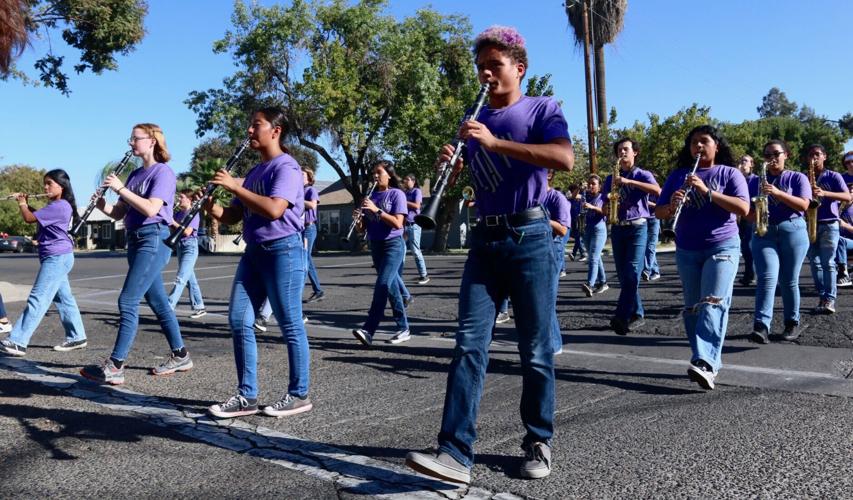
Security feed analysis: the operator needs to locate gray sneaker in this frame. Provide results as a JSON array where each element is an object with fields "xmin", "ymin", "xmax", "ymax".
[
  {"xmin": 262, "ymin": 394, "xmax": 313, "ymax": 417},
  {"xmin": 189, "ymin": 308, "xmax": 207, "ymax": 319},
  {"xmin": 0, "ymin": 338, "xmax": 26, "ymax": 357},
  {"xmin": 520, "ymin": 442, "xmax": 552, "ymax": 479},
  {"xmin": 581, "ymin": 283, "xmax": 593, "ymax": 297},
  {"xmin": 387, "ymin": 329, "xmax": 411, "ymax": 344},
  {"xmin": 253, "ymin": 318, "xmax": 268, "ymax": 332},
  {"xmin": 593, "ymin": 283, "xmax": 609, "ymax": 294},
  {"xmin": 208, "ymin": 395, "xmax": 258, "ymax": 419},
  {"xmin": 151, "ymin": 353, "xmax": 193, "ymax": 376},
  {"xmin": 406, "ymin": 450, "xmax": 471, "ymax": 484},
  {"xmin": 54, "ymin": 339, "xmax": 88, "ymax": 352},
  {"xmin": 495, "ymin": 312, "xmax": 511, "ymax": 324},
  {"xmin": 80, "ymin": 358, "xmax": 125, "ymax": 385}
]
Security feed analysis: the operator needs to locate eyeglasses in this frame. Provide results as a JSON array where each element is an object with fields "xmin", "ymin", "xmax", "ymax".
[
  {"xmin": 763, "ymin": 151, "xmax": 785, "ymax": 159},
  {"xmin": 128, "ymin": 136, "xmax": 151, "ymax": 144}
]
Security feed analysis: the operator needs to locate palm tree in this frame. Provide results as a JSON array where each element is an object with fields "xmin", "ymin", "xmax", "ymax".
[{"xmin": 565, "ymin": 0, "xmax": 627, "ymax": 126}]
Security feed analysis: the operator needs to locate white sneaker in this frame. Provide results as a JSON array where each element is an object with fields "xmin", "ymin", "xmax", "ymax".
[
  {"xmin": 495, "ymin": 312, "xmax": 511, "ymax": 324},
  {"xmin": 253, "ymin": 318, "xmax": 268, "ymax": 332},
  {"xmin": 387, "ymin": 329, "xmax": 411, "ymax": 344},
  {"xmin": 53, "ymin": 339, "xmax": 88, "ymax": 352},
  {"xmin": 189, "ymin": 309, "xmax": 207, "ymax": 319},
  {"xmin": 0, "ymin": 321, "xmax": 11, "ymax": 334}
]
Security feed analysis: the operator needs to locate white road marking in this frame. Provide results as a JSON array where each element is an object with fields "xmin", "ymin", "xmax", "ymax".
[
  {"xmin": 0, "ymin": 356, "xmax": 511, "ymax": 500},
  {"xmin": 72, "ymin": 264, "xmax": 238, "ymax": 282}
]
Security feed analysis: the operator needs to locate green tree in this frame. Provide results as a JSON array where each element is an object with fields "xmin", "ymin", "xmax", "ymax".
[
  {"xmin": 4, "ymin": 0, "xmax": 147, "ymax": 95},
  {"xmin": 757, "ymin": 87, "xmax": 798, "ymax": 118},
  {"xmin": 0, "ymin": 164, "xmax": 48, "ymax": 236},
  {"xmin": 186, "ymin": 0, "xmax": 479, "ymax": 251}
]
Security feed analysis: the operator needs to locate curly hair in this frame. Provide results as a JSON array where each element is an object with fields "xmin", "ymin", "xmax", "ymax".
[
  {"xmin": 473, "ymin": 25, "xmax": 528, "ymax": 69},
  {"xmin": 676, "ymin": 125, "xmax": 735, "ymax": 167}
]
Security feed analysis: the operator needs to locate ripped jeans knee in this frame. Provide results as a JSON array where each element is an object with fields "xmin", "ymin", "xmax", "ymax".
[{"xmin": 683, "ymin": 295, "xmax": 726, "ymax": 316}]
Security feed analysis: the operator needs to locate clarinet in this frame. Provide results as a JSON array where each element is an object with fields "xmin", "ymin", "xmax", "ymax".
[
  {"xmin": 341, "ymin": 181, "xmax": 377, "ymax": 243},
  {"xmin": 165, "ymin": 137, "xmax": 252, "ymax": 248},
  {"xmin": 667, "ymin": 153, "xmax": 702, "ymax": 236},
  {"xmin": 415, "ymin": 83, "xmax": 490, "ymax": 229},
  {"xmin": 70, "ymin": 150, "xmax": 134, "ymax": 237}
]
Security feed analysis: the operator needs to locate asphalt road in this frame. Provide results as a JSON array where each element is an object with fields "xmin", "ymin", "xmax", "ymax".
[{"xmin": 0, "ymin": 248, "xmax": 851, "ymax": 499}]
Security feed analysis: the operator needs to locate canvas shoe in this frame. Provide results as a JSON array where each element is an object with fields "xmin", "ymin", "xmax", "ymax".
[
  {"xmin": 687, "ymin": 359, "xmax": 716, "ymax": 390},
  {"xmin": 306, "ymin": 291, "xmax": 325, "ymax": 303},
  {"xmin": 593, "ymin": 283, "xmax": 609, "ymax": 294},
  {"xmin": 580, "ymin": 283, "xmax": 593, "ymax": 297},
  {"xmin": 262, "ymin": 394, "xmax": 313, "ymax": 417},
  {"xmin": 189, "ymin": 308, "xmax": 207, "ymax": 319},
  {"xmin": 649, "ymin": 272, "xmax": 661, "ymax": 281},
  {"xmin": 151, "ymin": 353, "xmax": 193, "ymax": 376},
  {"xmin": 823, "ymin": 299, "xmax": 836, "ymax": 314},
  {"xmin": 253, "ymin": 318, "xmax": 268, "ymax": 332},
  {"xmin": 641, "ymin": 271, "xmax": 650, "ymax": 281},
  {"xmin": 417, "ymin": 275, "xmax": 430, "ymax": 285},
  {"xmin": 53, "ymin": 339, "xmax": 88, "ymax": 352},
  {"xmin": 387, "ymin": 329, "xmax": 411, "ymax": 344},
  {"xmin": 0, "ymin": 338, "xmax": 26, "ymax": 357},
  {"xmin": 352, "ymin": 328, "xmax": 373, "ymax": 346},
  {"xmin": 750, "ymin": 323, "xmax": 770, "ymax": 344},
  {"xmin": 208, "ymin": 395, "xmax": 258, "ymax": 419},
  {"xmin": 781, "ymin": 321, "xmax": 801, "ymax": 342},
  {"xmin": 520, "ymin": 442, "xmax": 552, "ymax": 479},
  {"xmin": 80, "ymin": 358, "xmax": 125, "ymax": 385},
  {"xmin": 0, "ymin": 321, "xmax": 11, "ymax": 334},
  {"xmin": 406, "ymin": 450, "xmax": 471, "ymax": 484},
  {"xmin": 495, "ymin": 312, "xmax": 511, "ymax": 324},
  {"xmin": 403, "ymin": 295, "xmax": 414, "ymax": 308}
]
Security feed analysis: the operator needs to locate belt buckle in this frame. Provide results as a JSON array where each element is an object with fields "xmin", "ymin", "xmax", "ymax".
[{"xmin": 485, "ymin": 215, "xmax": 501, "ymax": 227}]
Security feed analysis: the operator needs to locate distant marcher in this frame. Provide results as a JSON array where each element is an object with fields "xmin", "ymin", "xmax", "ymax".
[
  {"xmin": 568, "ymin": 184, "xmax": 588, "ymax": 261},
  {"xmin": 543, "ymin": 170, "xmax": 570, "ymax": 354},
  {"xmin": 747, "ymin": 140, "xmax": 811, "ymax": 344},
  {"xmin": 80, "ymin": 123, "xmax": 192, "ymax": 385},
  {"xmin": 655, "ymin": 125, "xmax": 749, "ymax": 390},
  {"xmin": 642, "ymin": 193, "xmax": 661, "ymax": 281},
  {"xmin": 303, "ymin": 167, "xmax": 325, "ymax": 303},
  {"xmin": 580, "ymin": 174, "xmax": 607, "ymax": 297},
  {"xmin": 834, "ymin": 151, "xmax": 853, "ymax": 287},
  {"xmin": 0, "ymin": 170, "xmax": 87, "ymax": 356},
  {"xmin": 167, "ymin": 189, "xmax": 207, "ymax": 318},
  {"xmin": 403, "ymin": 174, "xmax": 430, "ymax": 284},
  {"xmin": 804, "ymin": 144, "xmax": 851, "ymax": 314},
  {"xmin": 737, "ymin": 155, "xmax": 758, "ymax": 286}
]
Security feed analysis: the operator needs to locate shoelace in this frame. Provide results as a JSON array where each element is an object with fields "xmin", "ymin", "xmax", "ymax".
[
  {"xmin": 270, "ymin": 394, "xmax": 294, "ymax": 410},
  {"xmin": 525, "ymin": 444, "xmax": 550, "ymax": 466},
  {"xmin": 221, "ymin": 395, "xmax": 247, "ymax": 411}
]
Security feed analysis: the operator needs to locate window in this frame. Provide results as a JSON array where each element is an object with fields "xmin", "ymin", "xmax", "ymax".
[
  {"xmin": 103, "ymin": 223, "xmax": 112, "ymax": 239},
  {"xmin": 319, "ymin": 210, "xmax": 341, "ymax": 235}
]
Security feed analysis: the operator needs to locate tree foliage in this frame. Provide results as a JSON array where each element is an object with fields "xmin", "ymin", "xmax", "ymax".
[
  {"xmin": 4, "ymin": 0, "xmax": 147, "ymax": 95},
  {"xmin": 756, "ymin": 87, "xmax": 798, "ymax": 118},
  {"xmin": 0, "ymin": 164, "xmax": 48, "ymax": 236}
]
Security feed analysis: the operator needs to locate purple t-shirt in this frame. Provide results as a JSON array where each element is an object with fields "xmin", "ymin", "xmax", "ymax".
[
  {"xmin": 365, "ymin": 188, "xmax": 407, "ymax": 241},
  {"xmin": 841, "ymin": 173, "xmax": 853, "ymax": 237},
  {"xmin": 542, "ymin": 189, "xmax": 570, "ymax": 234},
  {"xmin": 173, "ymin": 209, "xmax": 199, "ymax": 241},
  {"xmin": 404, "ymin": 187, "xmax": 423, "ymax": 224},
  {"xmin": 122, "ymin": 163, "xmax": 176, "ymax": 231},
  {"xmin": 646, "ymin": 193, "xmax": 659, "ymax": 220},
  {"xmin": 584, "ymin": 192, "xmax": 605, "ymax": 227},
  {"xmin": 232, "ymin": 153, "xmax": 304, "ymax": 244},
  {"xmin": 814, "ymin": 169, "xmax": 847, "ymax": 221},
  {"xmin": 602, "ymin": 166, "xmax": 658, "ymax": 221},
  {"xmin": 466, "ymin": 96, "xmax": 571, "ymax": 216},
  {"xmin": 34, "ymin": 199, "xmax": 73, "ymax": 259},
  {"xmin": 304, "ymin": 186, "xmax": 318, "ymax": 225},
  {"xmin": 659, "ymin": 164, "xmax": 748, "ymax": 251},
  {"xmin": 748, "ymin": 170, "xmax": 811, "ymax": 224}
]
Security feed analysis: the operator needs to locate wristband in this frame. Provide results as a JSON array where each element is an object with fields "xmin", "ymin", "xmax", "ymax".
[
  {"xmin": 376, "ymin": 209, "xmax": 384, "ymax": 217},
  {"xmin": 117, "ymin": 186, "xmax": 127, "ymax": 194}
]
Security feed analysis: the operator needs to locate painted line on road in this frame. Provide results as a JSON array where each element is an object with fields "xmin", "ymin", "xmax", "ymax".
[
  {"xmin": 71, "ymin": 264, "xmax": 238, "ymax": 282},
  {"xmin": 0, "ymin": 356, "xmax": 511, "ymax": 500}
]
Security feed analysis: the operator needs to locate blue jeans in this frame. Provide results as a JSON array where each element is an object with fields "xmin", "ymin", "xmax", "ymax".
[
  {"xmin": 404, "ymin": 223, "xmax": 428, "ymax": 278},
  {"xmin": 583, "ymin": 220, "xmax": 607, "ymax": 287},
  {"xmin": 229, "ymin": 234, "xmax": 308, "ymax": 399},
  {"xmin": 751, "ymin": 218, "xmax": 809, "ymax": 330},
  {"xmin": 837, "ymin": 235, "xmax": 853, "ymax": 270},
  {"xmin": 10, "ymin": 252, "xmax": 86, "ymax": 347},
  {"xmin": 739, "ymin": 221, "xmax": 755, "ymax": 282},
  {"xmin": 168, "ymin": 238, "xmax": 205, "ymax": 310},
  {"xmin": 550, "ymin": 239, "xmax": 564, "ymax": 351},
  {"xmin": 571, "ymin": 223, "xmax": 587, "ymax": 258},
  {"xmin": 808, "ymin": 222, "xmax": 840, "ymax": 301},
  {"xmin": 0, "ymin": 293, "xmax": 6, "ymax": 318},
  {"xmin": 611, "ymin": 222, "xmax": 648, "ymax": 321},
  {"xmin": 438, "ymin": 217, "xmax": 555, "ymax": 468},
  {"xmin": 112, "ymin": 224, "xmax": 184, "ymax": 361},
  {"xmin": 303, "ymin": 223, "xmax": 323, "ymax": 294},
  {"xmin": 643, "ymin": 217, "xmax": 660, "ymax": 275},
  {"xmin": 675, "ymin": 236, "xmax": 740, "ymax": 373},
  {"xmin": 559, "ymin": 232, "xmax": 569, "ymax": 273},
  {"xmin": 365, "ymin": 237, "xmax": 409, "ymax": 333}
]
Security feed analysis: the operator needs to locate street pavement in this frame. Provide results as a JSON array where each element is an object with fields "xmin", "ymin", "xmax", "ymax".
[{"xmin": 0, "ymin": 248, "xmax": 851, "ymax": 499}]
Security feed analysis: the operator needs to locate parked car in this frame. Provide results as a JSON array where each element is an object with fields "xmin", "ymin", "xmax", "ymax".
[{"xmin": 0, "ymin": 236, "xmax": 36, "ymax": 253}]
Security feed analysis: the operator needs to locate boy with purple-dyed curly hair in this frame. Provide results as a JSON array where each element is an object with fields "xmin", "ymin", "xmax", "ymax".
[{"xmin": 406, "ymin": 25, "xmax": 574, "ymax": 484}]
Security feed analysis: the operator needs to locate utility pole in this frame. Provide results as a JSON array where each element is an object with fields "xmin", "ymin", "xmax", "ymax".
[{"xmin": 581, "ymin": 0, "xmax": 598, "ymax": 173}]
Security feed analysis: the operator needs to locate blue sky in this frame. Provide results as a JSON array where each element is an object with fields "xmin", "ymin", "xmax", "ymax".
[{"xmin": 2, "ymin": 0, "xmax": 852, "ymax": 199}]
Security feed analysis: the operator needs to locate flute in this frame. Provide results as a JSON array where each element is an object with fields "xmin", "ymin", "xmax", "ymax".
[{"xmin": 1, "ymin": 193, "xmax": 50, "ymax": 201}]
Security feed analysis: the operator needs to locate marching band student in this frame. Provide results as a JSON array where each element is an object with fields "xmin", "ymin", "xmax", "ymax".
[
  {"xmin": 302, "ymin": 167, "xmax": 325, "ymax": 303},
  {"xmin": 836, "ymin": 151, "xmax": 853, "ymax": 287},
  {"xmin": 642, "ymin": 193, "xmax": 661, "ymax": 281},
  {"xmin": 406, "ymin": 25, "xmax": 574, "ymax": 484},
  {"xmin": 602, "ymin": 138, "xmax": 660, "ymax": 335},
  {"xmin": 737, "ymin": 155, "xmax": 758, "ymax": 286},
  {"xmin": 804, "ymin": 144, "xmax": 851, "ymax": 314},
  {"xmin": 351, "ymin": 160, "xmax": 411, "ymax": 346},
  {"xmin": 167, "ymin": 189, "xmax": 207, "ymax": 318},
  {"xmin": 747, "ymin": 140, "xmax": 811, "ymax": 343},
  {"xmin": 204, "ymin": 107, "xmax": 312, "ymax": 419},
  {"xmin": 403, "ymin": 173, "xmax": 430, "ymax": 284},
  {"xmin": 543, "ymin": 170, "xmax": 570, "ymax": 354},
  {"xmin": 581, "ymin": 174, "xmax": 608, "ymax": 297},
  {"xmin": 0, "ymin": 170, "xmax": 87, "ymax": 356},
  {"xmin": 568, "ymin": 184, "xmax": 588, "ymax": 261},
  {"xmin": 656, "ymin": 125, "xmax": 748, "ymax": 391},
  {"xmin": 80, "ymin": 124, "xmax": 192, "ymax": 384}
]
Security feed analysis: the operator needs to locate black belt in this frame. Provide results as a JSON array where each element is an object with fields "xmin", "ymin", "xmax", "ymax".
[
  {"xmin": 481, "ymin": 206, "xmax": 547, "ymax": 228},
  {"xmin": 818, "ymin": 220, "xmax": 839, "ymax": 225},
  {"xmin": 614, "ymin": 219, "xmax": 647, "ymax": 227}
]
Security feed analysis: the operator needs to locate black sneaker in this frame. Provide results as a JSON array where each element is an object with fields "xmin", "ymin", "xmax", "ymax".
[
  {"xmin": 781, "ymin": 321, "xmax": 800, "ymax": 342},
  {"xmin": 403, "ymin": 295, "xmax": 414, "ymax": 307},
  {"xmin": 305, "ymin": 291, "xmax": 325, "ymax": 303},
  {"xmin": 53, "ymin": 339, "xmax": 88, "ymax": 352},
  {"xmin": 580, "ymin": 283, "xmax": 593, "ymax": 297},
  {"xmin": 687, "ymin": 359, "xmax": 716, "ymax": 390},
  {"xmin": 627, "ymin": 315, "xmax": 645, "ymax": 331},
  {"xmin": 417, "ymin": 275, "xmax": 430, "ymax": 285},
  {"xmin": 189, "ymin": 308, "xmax": 207, "ymax": 319},
  {"xmin": 0, "ymin": 338, "xmax": 26, "ymax": 357},
  {"xmin": 641, "ymin": 271, "xmax": 650, "ymax": 281},
  {"xmin": 823, "ymin": 299, "xmax": 836, "ymax": 314},
  {"xmin": 750, "ymin": 323, "xmax": 770, "ymax": 344},
  {"xmin": 262, "ymin": 394, "xmax": 313, "ymax": 417},
  {"xmin": 253, "ymin": 318, "xmax": 268, "ymax": 332},
  {"xmin": 609, "ymin": 317, "xmax": 628, "ymax": 336},
  {"xmin": 352, "ymin": 328, "xmax": 373, "ymax": 346},
  {"xmin": 208, "ymin": 395, "xmax": 258, "ymax": 419}
]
